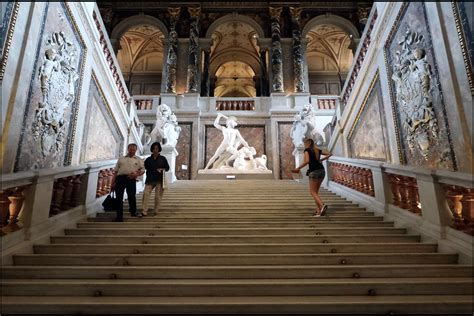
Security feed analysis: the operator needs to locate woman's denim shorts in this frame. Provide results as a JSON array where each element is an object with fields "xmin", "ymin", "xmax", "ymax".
[{"xmin": 308, "ymin": 169, "xmax": 325, "ymax": 180}]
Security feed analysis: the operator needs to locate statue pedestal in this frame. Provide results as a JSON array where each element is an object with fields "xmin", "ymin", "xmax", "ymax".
[
  {"xmin": 160, "ymin": 93, "xmax": 177, "ymax": 109},
  {"xmin": 197, "ymin": 168, "xmax": 273, "ymax": 180},
  {"xmin": 161, "ymin": 144, "xmax": 178, "ymax": 183},
  {"xmin": 291, "ymin": 92, "xmax": 311, "ymax": 110},
  {"xmin": 293, "ymin": 145, "xmax": 308, "ymax": 183}
]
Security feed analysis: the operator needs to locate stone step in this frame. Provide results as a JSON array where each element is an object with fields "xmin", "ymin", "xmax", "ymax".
[
  {"xmin": 2, "ymin": 295, "xmax": 472, "ymax": 314},
  {"xmin": 73, "ymin": 225, "xmax": 407, "ymax": 235},
  {"xmin": 94, "ymin": 211, "xmax": 375, "ymax": 218},
  {"xmin": 122, "ymin": 205, "xmax": 358, "ymax": 211},
  {"xmin": 33, "ymin": 243, "xmax": 438, "ymax": 254},
  {"xmin": 3, "ymin": 278, "xmax": 472, "ymax": 297},
  {"xmin": 51, "ymin": 234, "xmax": 421, "ymax": 244},
  {"xmin": 3, "ymin": 264, "xmax": 471, "ymax": 279},
  {"xmin": 86, "ymin": 219, "xmax": 395, "ymax": 227},
  {"xmin": 93, "ymin": 215, "xmax": 385, "ymax": 222},
  {"xmin": 13, "ymin": 253, "xmax": 458, "ymax": 266}
]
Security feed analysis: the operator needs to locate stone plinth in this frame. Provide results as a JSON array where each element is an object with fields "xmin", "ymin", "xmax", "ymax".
[
  {"xmin": 197, "ymin": 168, "xmax": 273, "ymax": 180},
  {"xmin": 161, "ymin": 145, "xmax": 178, "ymax": 183}
]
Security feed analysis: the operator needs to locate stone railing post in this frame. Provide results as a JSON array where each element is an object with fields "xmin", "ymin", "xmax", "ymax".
[{"xmin": 417, "ymin": 172, "xmax": 452, "ymax": 227}]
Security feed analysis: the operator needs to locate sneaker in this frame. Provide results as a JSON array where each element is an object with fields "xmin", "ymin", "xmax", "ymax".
[
  {"xmin": 312, "ymin": 213, "xmax": 321, "ymax": 217},
  {"xmin": 320, "ymin": 205, "xmax": 328, "ymax": 216},
  {"xmin": 130, "ymin": 212, "xmax": 142, "ymax": 218},
  {"xmin": 141, "ymin": 210, "xmax": 148, "ymax": 216}
]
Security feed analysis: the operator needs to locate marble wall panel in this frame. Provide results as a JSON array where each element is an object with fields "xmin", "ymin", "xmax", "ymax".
[
  {"xmin": 349, "ymin": 77, "xmax": 389, "ymax": 161},
  {"xmin": 15, "ymin": 2, "xmax": 86, "ymax": 171},
  {"xmin": 385, "ymin": 2, "xmax": 456, "ymax": 170},
  {"xmin": 204, "ymin": 125, "xmax": 266, "ymax": 168},
  {"xmin": 81, "ymin": 77, "xmax": 122, "ymax": 162},
  {"xmin": 175, "ymin": 122, "xmax": 192, "ymax": 180},
  {"xmin": 278, "ymin": 122, "xmax": 295, "ymax": 179}
]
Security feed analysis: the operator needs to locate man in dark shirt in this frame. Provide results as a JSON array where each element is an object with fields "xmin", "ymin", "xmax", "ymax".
[{"xmin": 141, "ymin": 142, "xmax": 170, "ymax": 216}]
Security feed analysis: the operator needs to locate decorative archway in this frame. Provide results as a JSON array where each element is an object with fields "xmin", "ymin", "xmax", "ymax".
[
  {"xmin": 111, "ymin": 15, "xmax": 168, "ymax": 41},
  {"xmin": 302, "ymin": 14, "xmax": 359, "ymax": 40},
  {"xmin": 205, "ymin": 13, "xmax": 265, "ymax": 39}
]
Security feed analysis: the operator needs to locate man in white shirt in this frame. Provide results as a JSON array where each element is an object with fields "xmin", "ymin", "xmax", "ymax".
[{"xmin": 111, "ymin": 143, "xmax": 144, "ymax": 222}]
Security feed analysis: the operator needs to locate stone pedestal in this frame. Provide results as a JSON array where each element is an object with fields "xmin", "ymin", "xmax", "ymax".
[
  {"xmin": 270, "ymin": 92, "xmax": 288, "ymax": 111},
  {"xmin": 160, "ymin": 93, "xmax": 178, "ymax": 109},
  {"xmin": 161, "ymin": 144, "xmax": 178, "ymax": 183},
  {"xmin": 181, "ymin": 93, "xmax": 200, "ymax": 109},
  {"xmin": 197, "ymin": 168, "xmax": 273, "ymax": 180},
  {"xmin": 293, "ymin": 145, "xmax": 308, "ymax": 182},
  {"xmin": 291, "ymin": 92, "xmax": 311, "ymax": 110}
]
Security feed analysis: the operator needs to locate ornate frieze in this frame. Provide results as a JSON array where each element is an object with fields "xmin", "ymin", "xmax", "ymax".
[
  {"xmin": 290, "ymin": 7, "xmax": 305, "ymax": 93},
  {"xmin": 385, "ymin": 2, "xmax": 456, "ymax": 170},
  {"xmin": 186, "ymin": 7, "xmax": 201, "ymax": 93},
  {"xmin": 452, "ymin": 1, "xmax": 473, "ymax": 93},
  {"xmin": 0, "ymin": 1, "xmax": 20, "ymax": 81},
  {"xmin": 165, "ymin": 7, "xmax": 180, "ymax": 93},
  {"xmin": 269, "ymin": 7, "xmax": 284, "ymax": 93}
]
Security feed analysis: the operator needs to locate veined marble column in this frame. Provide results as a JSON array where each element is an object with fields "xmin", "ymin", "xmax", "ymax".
[
  {"xmin": 290, "ymin": 7, "xmax": 305, "ymax": 93},
  {"xmin": 186, "ymin": 7, "xmax": 201, "ymax": 93},
  {"xmin": 260, "ymin": 48, "xmax": 268, "ymax": 96},
  {"xmin": 269, "ymin": 7, "xmax": 284, "ymax": 93},
  {"xmin": 164, "ymin": 7, "xmax": 180, "ymax": 93},
  {"xmin": 200, "ymin": 39, "xmax": 212, "ymax": 97}
]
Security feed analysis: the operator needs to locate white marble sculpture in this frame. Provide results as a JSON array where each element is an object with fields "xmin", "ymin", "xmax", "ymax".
[
  {"xmin": 146, "ymin": 104, "xmax": 181, "ymax": 147},
  {"xmin": 290, "ymin": 103, "xmax": 325, "ymax": 150},
  {"xmin": 204, "ymin": 113, "xmax": 269, "ymax": 172}
]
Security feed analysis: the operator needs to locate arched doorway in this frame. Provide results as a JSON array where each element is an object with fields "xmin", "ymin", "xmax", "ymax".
[
  {"xmin": 206, "ymin": 15, "xmax": 263, "ymax": 97},
  {"xmin": 303, "ymin": 15, "xmax": 358, "ymax": 95},
  {"xmin": 114, "ymin": 21, "xmax": 166, "ymax": 95}
]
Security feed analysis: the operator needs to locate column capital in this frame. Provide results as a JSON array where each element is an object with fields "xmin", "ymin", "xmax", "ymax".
[
  {"xmin": 168, "ymin": 7, "xmax": 181, "ymax": 19},
  {"xmin": 188, "ymin": 6, "xmax": 201, "ymax": 18},
  {"xmin": 269, "ymin": 7, "xmax": 283, "ymax": 19},
  {"xmin": 289, "ymin": 7, "xmax": 303, "ymax": 21}
]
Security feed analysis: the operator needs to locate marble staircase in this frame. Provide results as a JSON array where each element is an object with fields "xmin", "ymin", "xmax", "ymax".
[{"xmin": 1, "ymin": 180, "xmax": 473, "ymax": 314}]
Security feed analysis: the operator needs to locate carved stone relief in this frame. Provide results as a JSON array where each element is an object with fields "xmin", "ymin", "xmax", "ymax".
[
  {"xmin": 15, "ymin": 2, "xmax": 85, "ymax": 172},
  {"xmin": 385, "ymin": 2, "xmax": 456, "ymax": 170}
]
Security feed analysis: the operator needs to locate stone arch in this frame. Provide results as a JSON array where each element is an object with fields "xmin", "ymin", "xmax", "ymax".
[
  {"xmin": 205, "ymin": 13, "xmax": 265, "ymax": 39},
  {"xmin": 209, "ymin": 50, "xmax": 260, "ymax": 77},
  {"xmin": 302, "ymin": 14, "xmax": 359, "ymax": 40},
  {"xmin": 110, "ymin": 15, "xmax": 168, "ymax": 41}
]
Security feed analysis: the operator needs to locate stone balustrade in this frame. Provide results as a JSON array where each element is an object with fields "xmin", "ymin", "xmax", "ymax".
[
  {"xmin": 216, "ymin": 99, "xmax": 255, "ymax": 111},
  {"xmin": 326, "ymin": 156, "xmax": 473, "ymax": 239},
  {"xmin": 315, "ymin": 97, "xmax": 338, "ymax": 110},
  {"xmin": 133, "ymin": 95, "xmax": 160, "ymax": 111},
  {"xmin": 385, "ymin": 173, "xmax": 422, "ymax": 215},
  {"xmin": 1, "ymin": 160, "xmax": 116, "ymax": 243},
  {"xmin": 329, "ymin": 162, "xmax": 374, "ymax": 197}
]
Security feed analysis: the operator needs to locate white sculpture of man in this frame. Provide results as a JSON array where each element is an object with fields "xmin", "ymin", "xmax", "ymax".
[
  {"xmin": 290, "ymin": 113, "xmax": 308, "ymax": 147},
  {"xmin": 147, "ymin": 104, "xmax": 172, "ymax": 145},
  {"xmin": 163, "ymin": 113, "xmax": 181, "ymax": 147},
  {"xmin": 205, "ymin": 113, "xmax": 251, "ymax": 169}
]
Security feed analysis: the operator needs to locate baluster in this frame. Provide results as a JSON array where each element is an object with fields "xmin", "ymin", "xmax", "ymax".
[
  {"xmin": 0, "ymin": 190, "xmax": 12, "ymax": 235},
  {"xmin": 360, "ymin": 169, "xmax": 369, "ymax": 195},
  {"xmin": 444, "ymin": 185, "xmax": 464, "ymax": 228},
  {"xmin": 96, "ymin": 170, "xmax": 104, "ymax": 197},
  {"xmin": 50, "ymin": 179, "xmax": 65, "ymax": 216},
  {"xmin": 367, "ymin": 170, "xmax": 375, "ymax": 196},
  {"xmin": 406, "ymin": 178, "xmax": 421, "ymax": 214},
  {"xmin": 61, "ymin": 177, "xmax": 74, "ymax": 211},
  {"xmin": 388, "ymin": 174, "xmax": 401, "ymax": 206},
  {"xmin": 5, "ymin": 187, "xmax": 25, "ymax": 233},
  {"xmin": 70, "ymin": 175, "xmax": 83, "ymax": 207},
  {"xmin": 398, "ymin": 176, "xmax": 410, "ymax": 210},
  {"xmin": 353, "ymin": 167, "xmax": 362, "ymax": 192},
  {"xmin": 460, "ymin": 188, "xmax": 474, "ymax": 235}
]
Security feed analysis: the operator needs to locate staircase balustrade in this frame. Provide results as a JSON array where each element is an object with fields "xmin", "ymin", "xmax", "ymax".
[
  {"xmin": 49, "ymin": 174, "xmax": 86, "ymax": 217},
  {"xmin": 96, "ymin": 168, "xmax": 114, "ymax": 198},
  {"xmin": 0, "ymin": 186, "xmax": 29, "ymax": 235},
  {"xmin": 329, "ymin": 162, "xmax": 374, "ymax": 197},
  {"xmin": 327, "ymin": 157, "xmax": 473, "ymax": 237}
]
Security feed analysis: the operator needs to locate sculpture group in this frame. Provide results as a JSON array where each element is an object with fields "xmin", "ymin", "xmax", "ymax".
[
  {"xmin": 204, "ymin": 113, "xmax": 268, "ymax": 172},
  {"xmin": 290, "ymin": 103, "xmax": 324, "ymax": 151},
  {"xmin": 146, "ymin": 104, "xmax": 181, "ymax": 148}
]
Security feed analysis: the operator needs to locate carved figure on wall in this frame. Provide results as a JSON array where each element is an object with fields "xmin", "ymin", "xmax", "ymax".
[
  {"xmin": 146, "ymin": 104, "xmax": 181, "ymax": 148},
  {"xmin": 391, "ymin": 28, "xmax": 440, "ymax": 160},
  {"xmin": 32, "ymin": 31, "xmax": 79, "ymax": 158}
]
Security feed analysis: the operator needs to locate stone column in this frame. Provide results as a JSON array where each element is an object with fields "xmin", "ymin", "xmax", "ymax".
[
  {"xmin": 257, "ymin": 38, "xmax": 271, "ymax": 97},
  {"xmin": 164, "ymin": 7, "xmax": 180, "ymax": 94},
  {"xmin": 186, "ymin": 7, "xmax": 201, "ymax": 93},
  {"xmin": 199, "ymin": 39, "xmax": 212, "ymax": 97},
  {"xmin": 290, "ymin": 7, "xmax": 305, "ymax": 93},
  {"xmin": 269, "ymin": 7, "xmax": 284, "ymax": 93}
]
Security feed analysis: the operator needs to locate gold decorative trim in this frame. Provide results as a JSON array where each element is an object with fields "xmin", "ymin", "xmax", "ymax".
[
  {"xmin": 0, "ymin": 1, "xmax": 20, "ymax": 81},
  {"xmin": 347, "ymin": 70, "xmax": 379, "ymax": 140},
  {"xmin": 64, "ymin": 1, "xmax": 88, "ymax": 166},
  {"xmin": 383, "ymin": 2, "xmax": 409, "ymax": 164},
  {"xmin": 452, "ymin": 1, "xmax": 474, "ymax": 93}
]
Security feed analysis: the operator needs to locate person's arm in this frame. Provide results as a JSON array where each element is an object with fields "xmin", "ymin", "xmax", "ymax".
[
  {"xmin": 110, "ymin": 159, "xmax": 120, "ymax": 190},
  {"xmin": 291, "ymin": 151, "xmax": 310, "ymax": 173},
  {"xmin": 320, "ymin": 149, "xmax": 333, "ymax": 162},
  {"xmin": 162, "ymin": 157, "xmax": 170, "ymax": 172},
  {"xmin": 137, "ymin": 158, "xmax": 145, "ymax": 176},
  {"xmin": 214, "ymin": 113, "xmax": 225, "ymax": 130}
]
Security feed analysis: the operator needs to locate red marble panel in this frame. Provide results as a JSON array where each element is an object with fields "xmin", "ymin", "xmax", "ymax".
[
  {"xmin": 278, "ymin": 123, "xmax": 295, "ymax": 179},
  {"xmin": 175, "ymin": 123, "xmax": 192, "ymax": 180}
]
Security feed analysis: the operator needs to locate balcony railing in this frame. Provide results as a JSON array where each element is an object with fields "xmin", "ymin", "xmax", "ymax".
[
  {"xmin": 133, "ymin": 95, "xmax": 160, "ymax": 111},
  {"xmin": 216, "ymin": 99, "xmax": 255, "ymax": 111}
]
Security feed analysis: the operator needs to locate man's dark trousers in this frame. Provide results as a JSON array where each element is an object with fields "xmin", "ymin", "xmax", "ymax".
[{"xmin": 114, "ymin": 175, "xmax": 137, "ymax": 221}]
